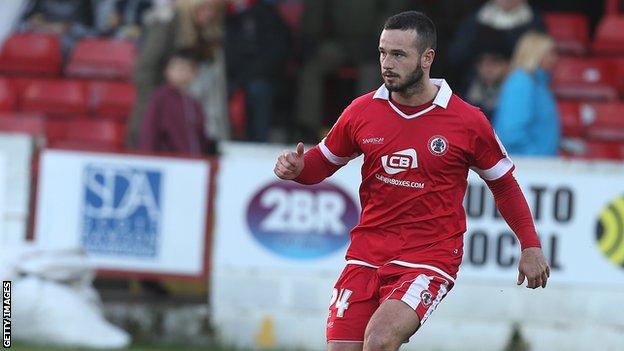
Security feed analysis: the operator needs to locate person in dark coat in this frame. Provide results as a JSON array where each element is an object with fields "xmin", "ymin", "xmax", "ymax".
[
  {"xmin": 447, "ymin": 0, "xmax": 545, "ymax": 91},
  {"xmin": 294, "ymin": 0, "xmax": 412, "ymax": 143},
  {"xmin": 224, "ymin": 0, "xmax": 290, "ymax": 142}
]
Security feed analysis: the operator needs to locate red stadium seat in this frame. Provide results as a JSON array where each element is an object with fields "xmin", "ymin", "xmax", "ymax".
[
  {"xmin": 557, "ymin": 100, "xmax": 624, "ymax": 141},
  {"xmin": 66, "ymin": 38, "xmax": 137, "ymax": 80},
  {"xmin": 45, "ymin": 118, "xmax": 126, "ymax": 150},
  {"xmin": 592, "ymin": 15, "xmax": 624, "ymax": 54},
  {"xmin": 578, "ymin": 101, "xmax": 624, "ymax": 141},
  {"xmin": 543, "ymin": 13, "xmax": 589, "ymax": 55},
  {"xmin": 19, "ymin": 79, "xmax": 89, "ymax": 117},
  {"xmin": 277, "ymin": 0, "xmax": 304, "ymax": 33},
  {"xmin": 557, "ymin": 101, "xmax": 584, "ymax": 137},
  {"xmin": 0, "ymin": 33, "xmax": 62, "ymax": 76},
  {"xmin": 551, "ymin": 57, "xmax": 619, "ymax": 101},
  {"xmin": 89, "ymin": 81, "xmax": 136, "ymax": 120},
  {"xmin": 582, "ymin": 141, "xmax": 624, "ymax": 160},
  {"xmin": 229, "ymin": 89, "xmax": 246, "ymax": 139},
  {"xmin": 610, "ymin": 57, "xmax": 624, "ymax": 96},
  {"xmin": 0, "ymin": 78, "xmax": 16, "ymax": 112},
  {"xmin": 0, "ymin": 113, "xmax": 46, "ymax": 135}
]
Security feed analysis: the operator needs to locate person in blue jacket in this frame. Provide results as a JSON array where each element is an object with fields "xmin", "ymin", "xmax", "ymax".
[{"xmin": 493, "ymin": 31, "xmax": 560, "ymax": 156}]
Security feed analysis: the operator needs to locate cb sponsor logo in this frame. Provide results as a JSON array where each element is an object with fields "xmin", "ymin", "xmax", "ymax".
[{"xmin": 381, "ymin": 148, "xmax": 418, "ymax": 175}]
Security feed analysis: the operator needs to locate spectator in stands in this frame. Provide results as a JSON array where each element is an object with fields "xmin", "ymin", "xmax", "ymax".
[
  {"xmin": 493, "ymin": 32, "xmax": 560, "ymax": 156},
  {"xmin": 94, "ymin": 0, "xmax": 153, "ymax": 40},
  {"xmin": 20, "ymin": 0, "xmax": 96, "ymax": 53},
  {"xmin": 462, "ymin": 29, "xmax": 511, "ymax": 120},
  {"xmin": 138, "ymin": 49, "xmax": 214, "ymax": 155},
  {"xmin": 295, "ymin": 0, "xmax": 412, "ymax": 143},
  {"xmin": 447, "ymin": 0, "xmax": 544, "ymax": 90},
  {"xmin": 129, "ymin": 0, "xmax": 228, "ymax": 147},
  {"xmin": 224, "ymin": 0, "xmax": 290, "ymax": 142}
]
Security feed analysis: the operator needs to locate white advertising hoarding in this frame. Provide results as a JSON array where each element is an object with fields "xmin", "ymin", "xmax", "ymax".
[
  {"xmin": 213, "ymin": 143, "xmax": 362, "ymax": 273},
  {"xmin": 0, "ymin": 133, "xmax": 34, "ymax": 245},
  {"xmin": 0, "ymin": 152, "xmax": 6, "ymax": 241},
  {"xmin": 214, "ymin": 146, "xmax": 624, "ymax": 286},
  {"xmin": 461, "ymin": 159, "xmax": 624, "ymax": 287},
  {"xmin": 34, "ymin": 149, "xmax": 211, "ymax": 278},
  {"xmin": 211, "ymin": 144, "xmax": 624, "ymax": 350}
]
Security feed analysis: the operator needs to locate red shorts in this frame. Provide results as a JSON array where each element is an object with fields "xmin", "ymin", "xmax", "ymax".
[{"xmin": 326, "ymin": 236, "xmax": 462, "ymax": 342}]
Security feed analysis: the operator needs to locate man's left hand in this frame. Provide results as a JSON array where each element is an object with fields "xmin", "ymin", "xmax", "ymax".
[{"xmin": 517, "ymin": 247, "xmax": 550, "ymax": 289}]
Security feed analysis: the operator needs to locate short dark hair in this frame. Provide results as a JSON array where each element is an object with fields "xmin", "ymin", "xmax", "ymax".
[
  {"xmin": 383, "ymin": 11, "xmax": 437, "ymax": 53},
  {"xmin": 168, "ymin": 48, "xmax": 200, "ymax": 66}
]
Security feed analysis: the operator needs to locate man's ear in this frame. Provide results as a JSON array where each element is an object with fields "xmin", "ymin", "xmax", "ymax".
[{"xmin": 421, "ymin": 48, "xmax": 436, "ymax": 69}]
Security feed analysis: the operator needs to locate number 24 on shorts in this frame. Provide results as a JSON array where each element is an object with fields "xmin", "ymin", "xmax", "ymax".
[{"xmin": 330, "ymin": 288, "xmax": 353, "ymax": 317}]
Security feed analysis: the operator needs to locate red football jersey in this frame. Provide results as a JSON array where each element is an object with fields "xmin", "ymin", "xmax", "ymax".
[{"xmin": 320, "ymin": 79, "xmax": 513, "ymax": 276}]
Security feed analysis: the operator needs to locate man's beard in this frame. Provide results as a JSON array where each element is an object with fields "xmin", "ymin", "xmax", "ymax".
[{"xmin": 384, "ymin": 61, "xmax": 424, "ymax": 94}]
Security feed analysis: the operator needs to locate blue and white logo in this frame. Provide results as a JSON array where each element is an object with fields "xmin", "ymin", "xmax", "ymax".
[
  {"xmin": 246, "ymin": 181, "xmax": 358, "ymax": 259},
  {"xmin": 81, "ymin": 164, "xmax": 162, "ymax": 257}
]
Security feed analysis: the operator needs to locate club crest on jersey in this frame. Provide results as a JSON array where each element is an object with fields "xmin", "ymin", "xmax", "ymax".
[
  {"xmin": 381, "ymin": 148, "xmax": 418, "ymax": 174},
  {"xmin": 428, "ymin": 135, "xmax": 448, "ymax": 156},
  {"xmin": 420, "ymin": 290, "xmax": 433, "ymax": 306}
]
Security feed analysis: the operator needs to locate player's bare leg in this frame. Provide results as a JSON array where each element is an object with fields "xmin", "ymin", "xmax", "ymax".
[
  {"xmin": 363, "ymin": 299, "xmax": 420, "ymax": 351},
  {"xmin": 328, "ymin": 341, "xmax": 363, "ymax": 351}
]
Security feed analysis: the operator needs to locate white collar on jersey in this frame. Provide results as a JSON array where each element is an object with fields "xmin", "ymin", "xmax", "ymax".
[{"xmin": 373, "ymin": 79, "xmax": 452, "ymax": 119}]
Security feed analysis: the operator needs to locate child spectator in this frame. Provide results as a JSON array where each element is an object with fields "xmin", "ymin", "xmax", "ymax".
[{"xmin": 138, "ymin": 49, "xmax": 214, "ymax": 156}]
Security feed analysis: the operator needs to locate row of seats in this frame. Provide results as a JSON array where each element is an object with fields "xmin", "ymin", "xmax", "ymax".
[
  {"xmin": 0, "ymin": 32, "xmax": 135, "ymax": 151},
  {"xmin": 559, "ymin": 100, "xmax": 624, "ymax": 141},
  {"xmin": 0, "ymin": 77, "xmax": 135, "ymax": 120},
  {"xmin": 0, "ymin": 110, "xmax": 619, "ymax": 159},
  {"xmin": 552, "ymin": 57, "xmax": 624, "ymax": 100},
  {"xmin": 544, "ymin": 12, "xmax": 624, "ymax": 55},
  {"xmin": 547, "ymin": 8, "xmax": 624, "ymax": 161},
  {"xmin": 0, "ymin": 33, "xmax": 136, "ymax": 80},
  {"xmin": 0, "ymin": 113, "xmax": 126, "ymax": 151},
  {"xmin": 560, "ymin": 139, "xmax": 624, "ymax": 160}
]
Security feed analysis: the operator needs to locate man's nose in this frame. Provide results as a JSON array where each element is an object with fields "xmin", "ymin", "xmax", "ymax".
[{"xmin": 381, "ymin": 56, "xmax": 394, "ymax": 70}]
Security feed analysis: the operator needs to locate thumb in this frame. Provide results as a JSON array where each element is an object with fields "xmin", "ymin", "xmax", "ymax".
[
  {"xmin": 296, "ymin": 142, "xmax": 305, "ymax": 157},
  {"xmin": 517, "ymin": 271, "xmax": 526, "ymax": 286}
]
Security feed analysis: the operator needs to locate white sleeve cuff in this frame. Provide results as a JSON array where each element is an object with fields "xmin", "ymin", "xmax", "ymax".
[
  {"xmin": 319, "ymin": 138, "xmax": 355, "ymax": 166},
  {"xmin": 471, "ymin": 157, "xmax": 514, "ymax": 181}
]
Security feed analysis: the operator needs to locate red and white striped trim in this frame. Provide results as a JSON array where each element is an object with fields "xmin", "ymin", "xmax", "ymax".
[
  {"xmin": 389, "ymin": 260, "xmax": 455, "ymax": 283},
  {"xmin": 420, "ymin": 281, "xmax": 448, "ymax": 324},
  {"xmin": 345, "ymin": 259, "xmax": 455, "ymax": 283},
  {"xmin": 388, "ymin": 102, "xmax": 437, "ymax": 120},
  {"xmin": 345, "ymin": 259, "xmax": 380, "ymax": 269},
  {"xmin": 327, "ymin": 340, "xmax": 364, "ymax": 343},
  {"xmin": 393, "ymin": 274, "xmax": 432, "ymax": 309},
  {"xmin": 319, "ymin": 138, "xmax": 356, "ymax": 166},
  {"xmin": 471, "ymin": 157, "xmax": 514, "ymax": 181}
]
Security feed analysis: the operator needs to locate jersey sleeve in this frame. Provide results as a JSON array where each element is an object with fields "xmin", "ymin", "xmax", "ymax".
[
  {"xmin": 469, "ymin": 110, "xmax": 514, "ymax": 181},
  {"xmin": 318, "ymin": 103, "xmax": 361, "ymax": 166}
]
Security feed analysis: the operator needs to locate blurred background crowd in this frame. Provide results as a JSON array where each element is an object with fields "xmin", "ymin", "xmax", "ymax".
[{"xmin": 0, "ymin": 0, "xmax": 623, "ymax": 160}]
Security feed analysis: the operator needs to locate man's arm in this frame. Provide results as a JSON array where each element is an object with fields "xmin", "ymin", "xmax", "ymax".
[
  {"xmin": 273, "ymin": 143, "xmax": 340, "ymax": 184},
  {"xmin": 486, "ymin": 171, "xmax": 551, "ymax": 289}
]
